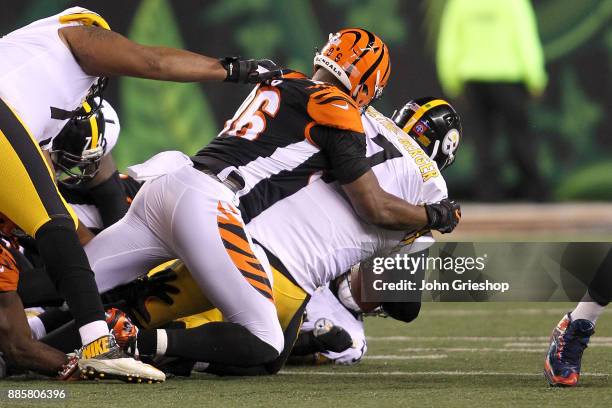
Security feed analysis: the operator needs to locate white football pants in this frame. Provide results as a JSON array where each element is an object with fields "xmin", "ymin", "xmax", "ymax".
[{"xmin": 84, "ymin": 165, "xmax": 284, "ymax": 353}]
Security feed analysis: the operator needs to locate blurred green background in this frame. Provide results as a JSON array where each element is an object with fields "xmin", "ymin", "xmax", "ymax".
[{"xmin": 1, "ymin": 0, "xmax": 610, "ymax": 201}]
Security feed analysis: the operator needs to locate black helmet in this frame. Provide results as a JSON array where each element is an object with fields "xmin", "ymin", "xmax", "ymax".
[
  {"xmin": 51, "ymin": 97, "xmax": 107, "ymax": 186},
  {"xmin": 392, "ymin": 97, "xmax": 462, "ymax": 171}
]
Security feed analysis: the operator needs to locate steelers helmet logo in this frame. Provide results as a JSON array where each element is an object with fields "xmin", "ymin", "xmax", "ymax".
[{"xmin": 442, "ymin": 128, "xmax": 460, "ymax": 155}]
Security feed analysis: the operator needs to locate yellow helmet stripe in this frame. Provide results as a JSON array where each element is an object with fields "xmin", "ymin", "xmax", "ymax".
[
  {"xmin": 81, "ymin": 101, "xmax": 99, "ymax": 149},
  {"xmin": 59, "ymin": 13, "xmax": 110, "ymax": 30},
  {"xmin": 401, "ymin": 99, "xmax": 449, "ymax": 135}
]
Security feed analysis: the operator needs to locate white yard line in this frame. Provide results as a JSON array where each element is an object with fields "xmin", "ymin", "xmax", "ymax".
[
  {"xmin": 279, "ymin": 370, "xmax": 610, "ymax": 377},
  {"xmin": 364, "ymin": 354, "xmax": 447, "ymax": 360},
  {"xmin": 398, "ymin": 347, "xmax": 544, "ymax": 353},
  {"xmin": 505, "ymin": 342, "xmax": 612, "ymax": 348},
  {"xmin": 367, "ymin": 336, "xmax": 612, "ymax": 342},
  {"xmin": 423, "ymin": 309, "xmax": 612, "ymax": 317}
]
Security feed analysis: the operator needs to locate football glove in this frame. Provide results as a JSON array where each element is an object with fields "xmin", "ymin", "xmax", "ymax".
[
  {"xmin": 424, "ymin": 198, "xmax": 461, "ymax": 234},
  {"xmin": 112, "ymin": 268, "xmax": 180, "ymax": 324},
  {"xmin": 220, "ymin": 56, "xmax": 283, "ymax": 84},
  {"xmin": 313, "ymin": 325, "xmax": 353, "ymax": 353}
]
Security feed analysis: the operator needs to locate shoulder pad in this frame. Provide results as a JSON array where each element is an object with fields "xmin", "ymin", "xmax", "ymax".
[
  {"xmin": 307, "ymin": 86, "xmax": 363, "ymax": 133},
  {"xmin": 280, "ymin": 70, "xmax": 308, "ymax": 79}
]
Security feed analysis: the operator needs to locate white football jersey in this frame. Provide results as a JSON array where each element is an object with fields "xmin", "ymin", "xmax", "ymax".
[
  {"xmin": 0, "ymin": 7, "xmax": 107, "ymax": 148},
  {"xmin": 247, "ymin": 107, "xmax": 448, "ymax": 294}
]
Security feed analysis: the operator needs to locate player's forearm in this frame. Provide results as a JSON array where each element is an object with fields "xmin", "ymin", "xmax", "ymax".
[
  {"xmin": 141, "ymin": 46, "xmax": 226, "ymax": 82},
  {"xmin": 60, "ymin": 26, "xmax": 226, "ymax": 82},
  {"xmin": 343, "ymin": 171, "xmax": 428, "ymax": 231},
  {"xmin": 76, "ymin": 221, "xmax": 95, "ymax": 246},
  {"xmin": 366, "ymin": 192, "xmax": 428, "ymax": 231}
]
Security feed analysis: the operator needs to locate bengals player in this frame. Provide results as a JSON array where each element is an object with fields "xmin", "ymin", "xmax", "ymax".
[{"xmin": 83, "ymin": 28, "xmax": 461, "ymax": 375}]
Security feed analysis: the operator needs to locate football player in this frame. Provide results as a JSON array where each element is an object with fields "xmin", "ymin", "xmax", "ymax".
[
  {"xmin": 21, "ymin": 97, "xmax": 142, "ymax": 340},
  {"xmin": 291, "ymin": 97, "xmax": 461, "ymax": 365},
  {"xmin": 544, "ymin": 257, "xmax": 611, "ymax": 386},
  {"xmin": 83, "ymin": 29, "xmax": 460, "ymax": 373},
  {"xmin": 0, "ymin": 6, "xmax": 274, "ymax": 381},
  {"xmin": 97, "ymin": 97, "xmax": 462, "ymax": 376}
]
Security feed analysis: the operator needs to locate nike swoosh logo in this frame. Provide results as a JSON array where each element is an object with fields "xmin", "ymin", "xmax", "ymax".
[{"xmin": 331, "ymin": 103, "xmax": 349, "ymax": 110}]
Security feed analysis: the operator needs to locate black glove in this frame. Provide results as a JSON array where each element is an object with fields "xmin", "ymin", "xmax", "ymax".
[
  {"xmin": 113, "ymin": 268, "xmax": 180, "ymax": 324},
  {"xmin": 312, "ymin": 326, "xmax": 353, "ymax": 353},
  {"xmin": 220, "ymin": 56, "xmax": 283, "ymax": 84},
  {"xmin": 424, "ymin": 198, "xmax": 461, "ymax": 234}
]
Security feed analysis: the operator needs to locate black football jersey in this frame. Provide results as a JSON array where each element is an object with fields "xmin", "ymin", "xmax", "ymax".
[{"xmin": 192, "ymin": 72, "xmax": 371, "ymax": 223}]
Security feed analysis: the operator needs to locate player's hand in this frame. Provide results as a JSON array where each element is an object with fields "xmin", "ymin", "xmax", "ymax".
[
  {"xmin": 117, "ymin": 269, "xmax": 180, "ymax": 323},
  {"xmin": 142, "ymin": 269, "xmax": 180, "ymax": 305},
  {"xmin": 312, "ymin": 326, "xmax": 353, "ymax": 353},
  {"xmin": 220, "ymin": 56, "xmax": 283, "ymax": 84},
  {"xmin": 424, "ymin": 198, "xmax": 461, "ymax": 234}
]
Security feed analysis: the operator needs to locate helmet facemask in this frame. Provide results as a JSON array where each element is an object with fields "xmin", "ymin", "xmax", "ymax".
[{"xmin": 51, "ymin": 99, "xmax": 107, "ymax": 187}]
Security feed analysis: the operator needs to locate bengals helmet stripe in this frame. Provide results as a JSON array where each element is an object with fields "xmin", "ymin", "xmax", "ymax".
[
  {"xmin": 314, "ymin": 28, "xmax": 391, "ymax": 107},
  {"xmin": 344, "ymin": 29, "xmax": 375, "ymax": 74},
  {"xmin": 358, "ymin": 44, "xmax": 386, "ymax": 89}
]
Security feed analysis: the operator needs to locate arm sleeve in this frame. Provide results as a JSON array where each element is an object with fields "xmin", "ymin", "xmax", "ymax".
[
  {"xmin": 88, "ymin": 170, "xmax": 130, "ymax": 228},
  {"xmin": 309, "ymin": 126, "xmax": 371, "ymax": 184},
  {"xmin": 514, "ymin": 0, "xmax": 547, "ymax": 94}
]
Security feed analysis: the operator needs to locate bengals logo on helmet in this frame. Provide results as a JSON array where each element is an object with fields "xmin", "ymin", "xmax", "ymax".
[{"xmin": 314, "ymin": 28, "xmax": 391, "ymax": 108}]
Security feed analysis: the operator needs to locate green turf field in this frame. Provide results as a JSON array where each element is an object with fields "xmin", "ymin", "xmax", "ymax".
[{"xmin": 2, "ymin": 302, "xmax": 610, "ymax": 407}]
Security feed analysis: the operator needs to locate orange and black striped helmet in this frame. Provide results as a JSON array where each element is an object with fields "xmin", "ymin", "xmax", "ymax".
[{"xmin": 314, "ymin": 28, "xmax": 391, "ymax": 108}]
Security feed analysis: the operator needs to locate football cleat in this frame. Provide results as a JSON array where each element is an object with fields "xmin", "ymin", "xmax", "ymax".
[
  {"xmin": 105, "ymin": 308, "xmax": 138, "ymax": 353},
  {"xmin": 544, "ymin": 313, "xmax": 594, "ymax": 387},
  {"xmin": 78, "ymin": 334, "xmax": 165, "ymax": 383}
]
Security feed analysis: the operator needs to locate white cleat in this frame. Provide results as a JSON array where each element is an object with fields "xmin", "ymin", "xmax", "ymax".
[{"xmin": 78, "ymin": 334, "xmax": 165, "ymax": 383}]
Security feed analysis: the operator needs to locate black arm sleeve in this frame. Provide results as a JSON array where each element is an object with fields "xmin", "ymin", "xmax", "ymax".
[
  {"xmin": 88, "ymin": 170, "xmax": 130, "ymax": 228},
  {"xmin": 310, "ymin": 126, "xmax": 371, "ymax": 184}
]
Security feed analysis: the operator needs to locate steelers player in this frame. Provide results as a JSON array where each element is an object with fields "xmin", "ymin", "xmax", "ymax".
[
  {"xmin": 20, "ymin": 97, "xmax": 141, "ymax": 340},
  {"xmin": 0, "ymin": 7, "xmax": 276, "ymax": 382}
]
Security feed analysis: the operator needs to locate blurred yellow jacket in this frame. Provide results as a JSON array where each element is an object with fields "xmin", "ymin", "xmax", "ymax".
[{"xmin": 436, "ymin": 0, "xmax": 548, "ymax": 98}]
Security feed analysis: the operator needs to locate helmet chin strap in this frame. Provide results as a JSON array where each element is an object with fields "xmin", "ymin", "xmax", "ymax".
[{"xmin": 429, "ymin": 140, "xmax": 440, "ymax": 163}]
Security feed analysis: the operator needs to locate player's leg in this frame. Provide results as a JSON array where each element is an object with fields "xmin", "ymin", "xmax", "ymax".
[
  {"xmin": 201, "ymin": 265, "xmax": 310, "ymax": 375},
  {"xmin": 84, "ymin": 185, "xmax": 175, "ymax": 294},
  {"xmin": 464, "ymin": 82, "xmax": 501, "ymax": 200},
  {"xmin": 545, "ymin": 249, "xmax": 611, "ymax": 386},
  {"xmin": 135, "ymin": 173, "xmax": 283, "ymax": 366},
  {"xmin": 498, "ymin": 83, "xmax": 547, "ymax": 200},
  {"xmin": 0, "ymin": 97, "xmax": 109, "ymax": 345}
]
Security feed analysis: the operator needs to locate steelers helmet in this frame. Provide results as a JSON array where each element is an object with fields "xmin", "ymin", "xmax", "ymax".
[
  {"xmin": 392, "ymin": 97, "xmax": 462, "ymax": 171},
  {"xmin": 314, "ymin": 28, "xmax": 391, "ymax": 108},
  {"xmin": 51, "ymin": 97, "xmax": 107, "ymax": 186}
]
